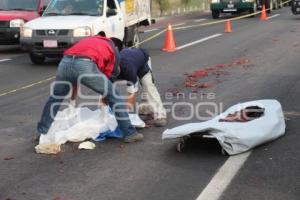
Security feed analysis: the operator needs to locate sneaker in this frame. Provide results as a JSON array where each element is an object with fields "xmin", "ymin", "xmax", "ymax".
[
  {"xmin": 124, "ymin": 133, "xmax": 144, "ymax": 143},
  {"xmin": 154, "ymin": 118, "xmax": 167, "ymax": 127}
]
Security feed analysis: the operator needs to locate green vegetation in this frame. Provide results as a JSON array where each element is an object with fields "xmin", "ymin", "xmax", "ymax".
[
  {"xmin": 155, "ymin": 0, "xmax": 170, "ymax": 14},
  {"xmin": 152, "ymin": 0, "xmax": 210, "ymax": 16},
  {"xmin": 181, "ymin": 0, "xmax": 192, "ymax": 6}
]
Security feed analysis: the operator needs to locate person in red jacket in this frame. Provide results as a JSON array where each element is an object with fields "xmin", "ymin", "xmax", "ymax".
[{"xmin": 36, "ymin": 36, "xmax": 143, "ymax": 143}]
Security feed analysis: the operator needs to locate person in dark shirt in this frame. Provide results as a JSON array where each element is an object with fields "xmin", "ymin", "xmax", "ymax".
[
  {"xmin": 36, "ymin": 36, "xmax": 143, "ymax": 143},
  {"xmin": 118, "ymin": 48, "xmax": 167, "ymax": 127}
]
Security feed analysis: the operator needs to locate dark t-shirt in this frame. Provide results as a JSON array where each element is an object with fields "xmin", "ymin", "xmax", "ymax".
[{"xmin": 118, "ymin": 48, "xmax": 150, "ymax": 84}]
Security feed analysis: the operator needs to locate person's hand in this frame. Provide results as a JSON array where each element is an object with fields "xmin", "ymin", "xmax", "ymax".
[{"xmin": 99, "ymin": 98, "xmax": 108, "ymax": 107}]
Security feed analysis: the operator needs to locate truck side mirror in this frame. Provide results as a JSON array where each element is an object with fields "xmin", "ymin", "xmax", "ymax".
[{"xmin": 106, "ymin": 8, "xmax": 117, "ymax": 17}]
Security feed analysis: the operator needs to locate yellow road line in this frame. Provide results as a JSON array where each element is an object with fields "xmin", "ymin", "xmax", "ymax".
[{"xmin": 0, "ymin": 76, "xmax": 55, "ymax": 97}]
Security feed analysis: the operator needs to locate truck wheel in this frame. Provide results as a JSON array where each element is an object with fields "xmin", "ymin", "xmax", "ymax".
[
  {"xmin": 177, "ymin": 138, "xmax": 185, "ymax": 152},
  {"xmin": 278, "ymin": 0, "xmax": 282, "ymax": 8},
  {"xmin": 127, "ymin": 28, "xmax": 140, "ymax": 47},
  {"xmin": 124, "ymin": 26, "xmax": 140, "ymax": 48},
  {"xmin": 212, "ymin": 10, "xmax": 220, "ymax": 19},
  {"xmin": 30, "ymin": 53, "xmax": 45, "ymax": 65},
  {"xmin": 131, "ymin": 28, "xmax": 140, "ymax": 48}
]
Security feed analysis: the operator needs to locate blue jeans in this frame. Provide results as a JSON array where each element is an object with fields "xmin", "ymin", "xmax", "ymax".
[{"xmin": 37, "ymin": 56, "xmax": 136, "ymax": 137}]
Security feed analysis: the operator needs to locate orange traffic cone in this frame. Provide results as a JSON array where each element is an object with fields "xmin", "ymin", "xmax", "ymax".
[
  {"xmin": 162, "ymin": 24, "xmax": 176, "ymax": 52},
  {"xmin": 225, "ymin": 20, "xmax": 232, "ymax": 33},
  {"xmin": 260, "ymin": 5, "xmax": 267, "ymax": 21}
]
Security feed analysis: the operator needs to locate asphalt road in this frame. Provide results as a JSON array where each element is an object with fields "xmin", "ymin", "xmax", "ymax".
[{"xmin": 1, "ymin": 7, "xmax": 300, "ymax": 200}]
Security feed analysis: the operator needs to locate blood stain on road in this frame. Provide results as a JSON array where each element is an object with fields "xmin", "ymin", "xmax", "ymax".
[
  {"xmin": 168, "ymin": 58, "xmax": 252, "ymax": 94},
  {"xmin": 3, "ymin": 156, "xmax": 14, "ymax": 161}
]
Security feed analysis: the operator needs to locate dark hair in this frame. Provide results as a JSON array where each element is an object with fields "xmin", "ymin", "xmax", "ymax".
[
  {"xmin": 110, "ymin": 37, "xmax": 123, "ymax": 52},
  {"xmin": 97, "ymin": 31, "xmax": 106, "ymax": 37}
]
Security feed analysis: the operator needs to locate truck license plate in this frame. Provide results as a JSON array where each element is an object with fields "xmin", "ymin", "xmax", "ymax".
[
  {"xmin": 227, "ymin": 4, "xmax": 234, "ymax": 8},
  {"xmin": 224, "ymin": 8, "xmax": 237, "ymax": 12},
  {"xmin": 43, "ymin": 40, "xmax": 58, "ymax": 48}
]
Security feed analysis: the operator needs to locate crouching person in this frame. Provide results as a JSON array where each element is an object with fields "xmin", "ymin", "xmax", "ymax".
[
  {"xmin": 117, "ymin": 47, "xmax": 167, "ymax": 127},
  {"xmin": 36, "ymin": 36, "xmax": 143, "ymax": 143}
]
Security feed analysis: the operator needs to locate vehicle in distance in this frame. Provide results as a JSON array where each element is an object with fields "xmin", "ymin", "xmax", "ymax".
[
  {"xmin": 291, "ymin": 0, "xmax": 300, "ymax": 14},
  {"xmin": 20, "ymin": 0, "xmax": 152, "ymax": 64},
  {"xmin": 210, "ymin": 0, "xmax": 283, "ymax": 19},
  {"xmin": 0, "ymin": 0, "xmax": 50, "ymax": 45}
]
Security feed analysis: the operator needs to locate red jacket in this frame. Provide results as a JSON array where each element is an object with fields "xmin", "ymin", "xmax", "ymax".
[{"xmin": 64, "ymin": 36, "xmax": 119, "ymax": 80}]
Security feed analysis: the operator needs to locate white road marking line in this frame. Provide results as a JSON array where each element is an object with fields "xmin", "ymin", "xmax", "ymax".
[
  {"xmin": 143, "ymin": 28, "xmax": 160, "ymax": 33},
  {"xmin": 173, "ymin": 22, "xmax": 186, "ymax": 27},
  {"xmin": 196, "ymin": 151, "xmax": 252, "ymax": 200},
  {"xmin": 194, "ymin": 18, "xmax": 207, "ymax": 22},
  {"xmin": 177, "ymin": 33, "xmax": 222, "ymax": 50},
  {"xmin": 0, "ymin": 59, "xmax": 11, "ymax": 63},
  {"xmin": 267, "ymin": 14, "xmax": 280, "ymax": 20},
  {"xmin": 142, "ymin": 23, "xmax": 186, "ymax": 33}
]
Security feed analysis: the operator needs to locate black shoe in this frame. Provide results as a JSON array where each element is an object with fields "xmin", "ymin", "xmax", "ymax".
[{"xmin": 124, "ymin": 133, "xmax": 144, "ymax": 143}]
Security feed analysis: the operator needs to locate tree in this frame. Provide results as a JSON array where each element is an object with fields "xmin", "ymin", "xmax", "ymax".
[
  {"xmin": 155, "ymin": 0, "xmax": 169, "ymax": 14},
  {"xmin": 181, "ymin": 0, "xmax": 192, "ymax": 6}
]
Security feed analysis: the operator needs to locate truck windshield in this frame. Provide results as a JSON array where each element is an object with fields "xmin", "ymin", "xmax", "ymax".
[
  {"xmin": 44, "ymin": 0, "xmax": 104, "ymax": 16},
  {"xmin": 0, "ymin": 0, "xmax": 40, "ymax": 11}
]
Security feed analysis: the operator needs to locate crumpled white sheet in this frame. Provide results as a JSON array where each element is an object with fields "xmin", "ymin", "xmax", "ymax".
[
  {"xmin": 36, "ymin": 104, "xmax": 145, "ymax": 154},
  {"xmin": 162, "ymin": 100, "xmax": 286, "ymax": 155},
  {"xmin": 78, "ymin": 141, "xmax": 96, "ymax": 150}
]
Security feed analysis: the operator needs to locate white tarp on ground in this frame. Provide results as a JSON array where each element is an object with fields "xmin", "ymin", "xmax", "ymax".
[
  {"xmin": 38, "ymin": 105, "xmax": 145, "ymax": 146},
  {"xmin": 162, "ymin": 100, "xmax": 286, "ymax": 155}
]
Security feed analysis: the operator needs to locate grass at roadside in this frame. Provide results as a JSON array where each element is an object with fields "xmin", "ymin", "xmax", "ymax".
[{"xmin": 152, "ymin": 0, "xmax": 211, "ymax": 17}]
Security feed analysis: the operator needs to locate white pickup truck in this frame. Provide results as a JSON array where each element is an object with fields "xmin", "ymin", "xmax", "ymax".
[{"xmin": 20, "ymin": 0, "xmax": 152, "ymax": 64}]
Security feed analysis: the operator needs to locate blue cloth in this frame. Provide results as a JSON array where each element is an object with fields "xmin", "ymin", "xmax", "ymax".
[
  {"xmin": 94, "ymin": 107, "xmax": 123, "ymax": 141},
  {"xmin": 94, "ymin": 127, "xmax": 123, "ymax": 141},
  {"xmin": 118, "ymin": 48, "xmax": 150, "ymax": 85},
  {"xmin": 37, "ymin": 56, "xmax": 136, "ymax": 137}
]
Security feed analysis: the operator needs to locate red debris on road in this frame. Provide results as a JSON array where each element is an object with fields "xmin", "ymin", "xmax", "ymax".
[
  {"xmin": 215, "ymin": 64, "xmax": 226, "ymax": 68},
  {"xmin": 198, "ymin": 83, "xmax": 214, "ymax": 89},
  {"xmin": 167, "ymin": 88, "xmax": 181, "ymax": 96},
  {"xmin": 3, "ymin": 157, "xmax": 14, "ymax": 161},
  {"xmin": 188, "ymin": 70, "xmax": 208, "ymax": 78},
  {"xmin": 168, "ymin": 57, "xmax": 252, "ymax": 95},
  {"xmin": 231, "ymin": 58, "xmax": 250, "ymax": 66},
  {"xmin": 185, "ymin": 80, "xmax": 198, "ymax": 88}
]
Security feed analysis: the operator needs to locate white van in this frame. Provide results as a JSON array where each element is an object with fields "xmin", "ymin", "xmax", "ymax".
[{"xmin": 20, "ymin": 0, "xmax": 152, "ymax": 64}]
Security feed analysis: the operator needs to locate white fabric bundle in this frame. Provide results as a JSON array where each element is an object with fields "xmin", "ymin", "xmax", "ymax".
[{"xmin": 162, "ymin": 100, "xmax": 286, "ymax": 155}]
